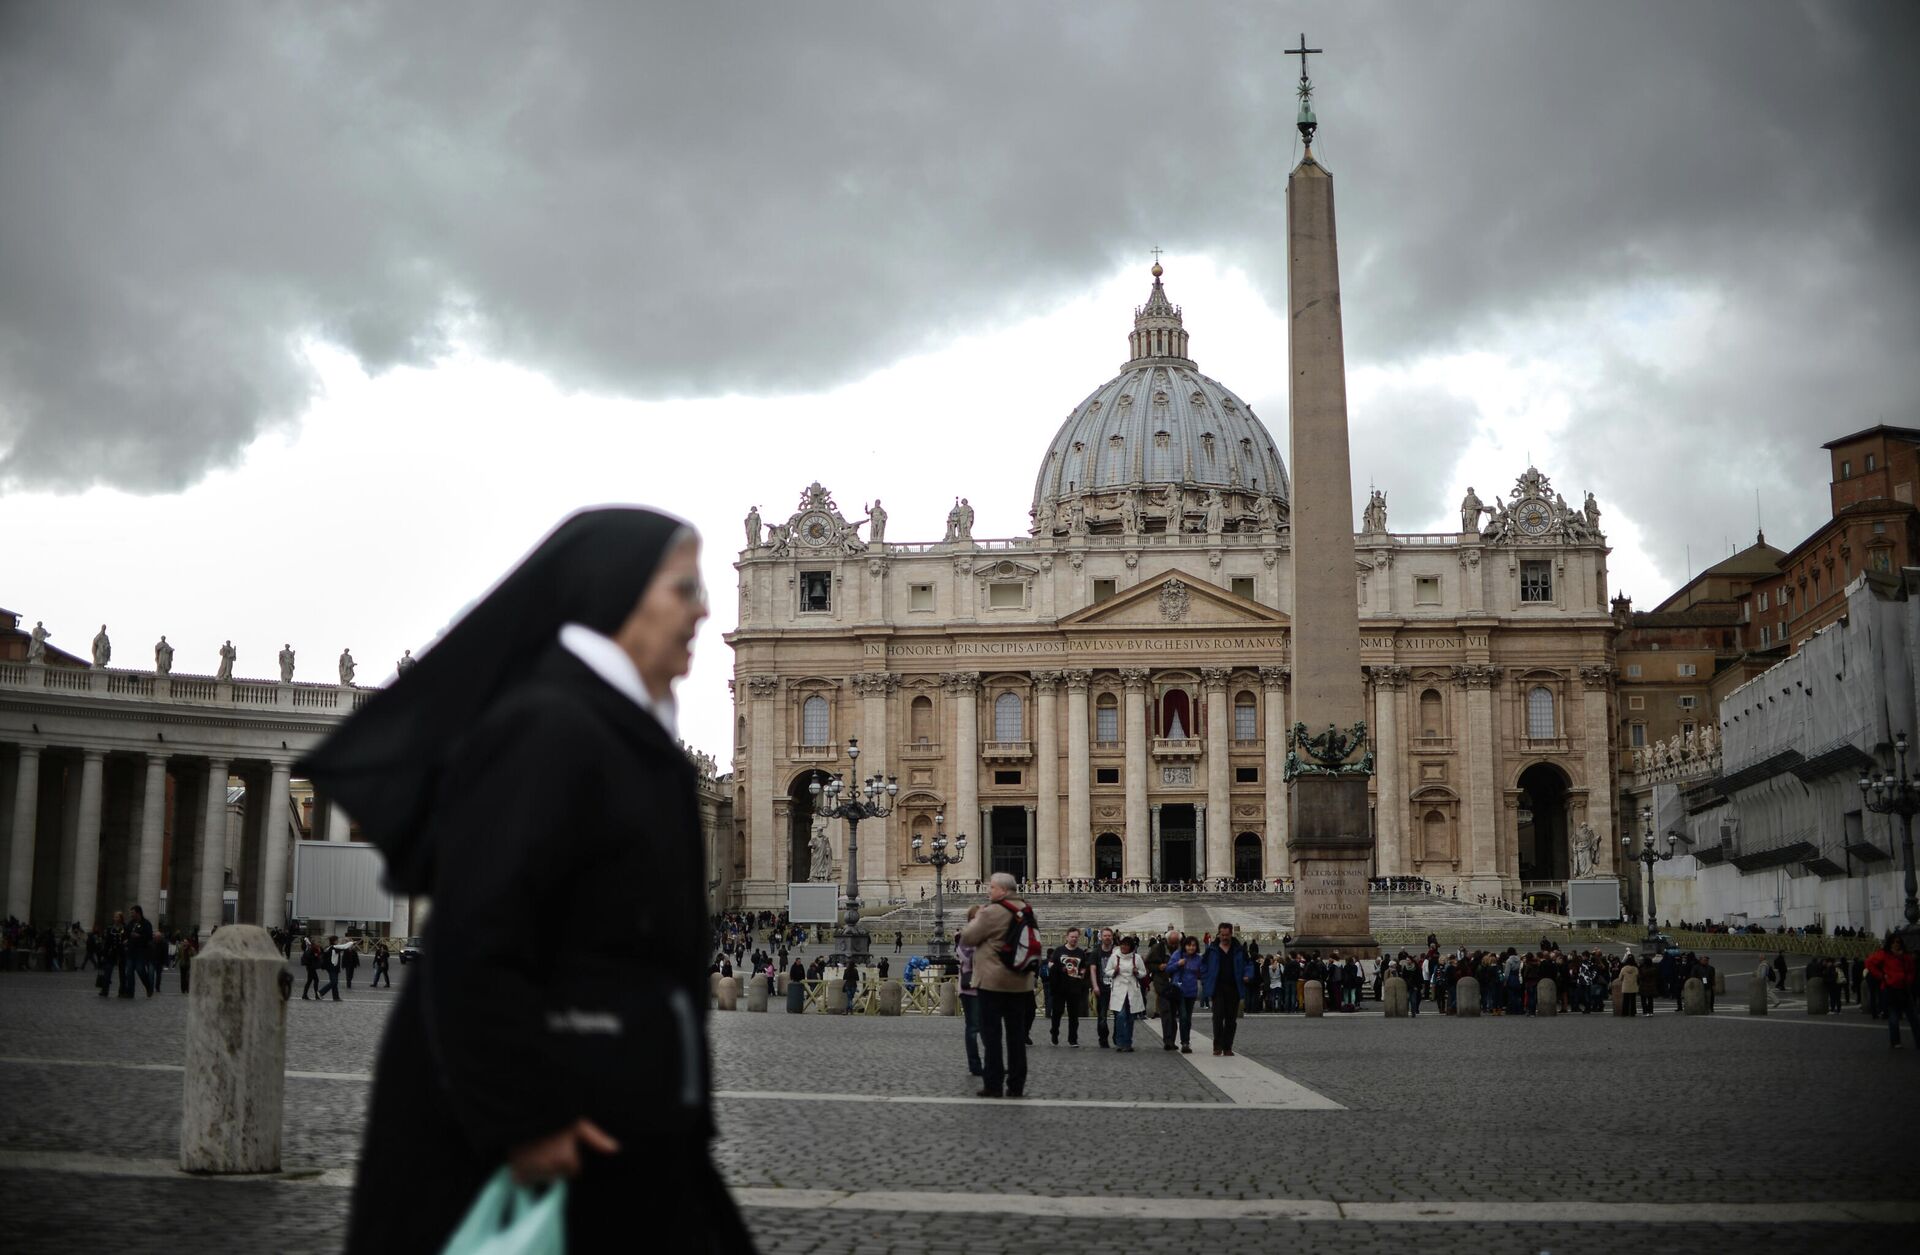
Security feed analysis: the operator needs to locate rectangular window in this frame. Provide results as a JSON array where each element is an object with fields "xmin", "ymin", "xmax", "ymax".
[
  {"xmin": 1233, "ymin": 702, "xmax": 1258, "ymax": 741},
  {"xmin": 1758, "ymin": 591, "xmax": 1769, "ymax": 611},
  {"xmin": 1092, "ymin": 578, "xmax": 1117, "ymax": 604},
  {"xmin": 1630, "ymin": 724, "xmax": 1646, "ymax": 747},
  {"xmin": 1627, "ymin": 664, "xmax": 1642, "ymax": 678},
  {"xmin": 1234, "ymin": 766, "xmax": 1259, "ymax": 784},
  {"xmin": 1095, "ymin": 704, "xmax": 1119, "ymax": 743},
  {"xmin": 1873, "ymin": 521, "xmax": 1887, "ymax": 534},
  {"xmin": 1520, "ymin": 560, "xmax": 1553, "ymax": 603},
  {"xmin": 988, "ymin": 581, "xmax": 1024, "ymax": 609},
  {"xmin": 1677, "ymin": 663, "xmax": 1697, "ymax": 677},
  {"xmin": 910, "ymin": 583, "xmax": 934, "ymax": 612},
  {"xmin": 1680, "ymin": 722, "xmax": 1695, "ymax": 738},
  {"xmin": 1841, "ymin": 459, "xmax": 1852, "ymax": 479},
  {"xmin": 1627, "ymin": 695, "xmax": 1644, "ymax": 710},
  {"xmin": 800, "ymin": 571, "xmax": 831, "ymax": 612},
  {"xmin": 1415, "ymin": 575, "xmax": 1441, "ymax": 605},
  {"xmin": 1095, "ymin": 766, "xmax": 1120, "ymax": 784},
  {"xmin": 1678, "ymin": 695, "xmax": 1698, "ymax": 709},
  {"xmin": 1230, "ymin": 576, "xmax": 1255, "ymax": 601},
  {"xmin": 992, "ymin": 770, "xmax": 1022, "ymax": 786},
  {"xmin": 1760, "ymin": 625, "xmax": 1770, "ymax": 646}
]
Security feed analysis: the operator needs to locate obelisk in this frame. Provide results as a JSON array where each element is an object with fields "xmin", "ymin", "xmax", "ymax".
[{"xmin": 1283, "ymin": 37, "xmax": 1377, "ymax": 954}]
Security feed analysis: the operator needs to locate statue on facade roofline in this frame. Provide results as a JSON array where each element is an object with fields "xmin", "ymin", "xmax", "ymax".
[
  {"xmin": 91, "ymin": 625, "xmax": 111, "ymax": 668},
  {"xmin": 27, "ymin": 621, "xmax": 48, "ymax": 663},
  {"xmin": 216, "ymin": 640, "xmax": 236, "ymax": 681},
  {"xmin": 396, "ymin": 648, "xmax": 416, "ymax": 675},
  {"xmin": 864, "ymin": 499, "xmax": 887, "ymax": 545},
  {"xmin": 1460, "ymin": 486, "xmax": 1485, "ymax": 534},
  {"xmin": 1362, "ymin": 489, "xmax": 1387, "ymax": 534},
  {"xmin": 745, "ymin": 504, "xmax": 762, "ymax": 549},
  {"xmin": 154, "ymin": 635, "xmax": 173, "ymax": 676},
  {"xmin": 279, "ymin": 644, "xmax": 296, "ymax": 683},
  {"xmin": 339, "ymin": 648, "xmax": 357, "ymax": 687}
]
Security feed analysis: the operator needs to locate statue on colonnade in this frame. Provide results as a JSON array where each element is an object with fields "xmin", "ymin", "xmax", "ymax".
[
  {"xmin": 216, "ymin": 640, "xmax": 236, "ymax": 680},
  {"xmin": 154, "ymin": 635, "xmax": 173, "ymax": 675},
  {"xmin": 27, "ymin": 621, "xmax": 48, "ymax": 663},
  {"xmin": 279, "ymin": 644, "xmax": 296, "ymax": 683},
  {"xmin": 339, "ymin": 649, "xmax": 357, "ymax": 687}
]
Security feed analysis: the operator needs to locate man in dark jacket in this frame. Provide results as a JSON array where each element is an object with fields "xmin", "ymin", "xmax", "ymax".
[
  {"xmin": 323, "ymin": 936, "xmax": 343, "ymax": 1001},
  {"xmin": 1091, "ymin": 927, "xmax": 1116, "ymax": 1048},
  {"xmin": 125, "ymin": 905, "xmax": 157, "ymax": 997},
  {"xmin": 1147, "ymin": 928, "xmax": 1183, "ymax": 1048},
  {"xmin": 1047, "ymin": 928, "xmax": 1094, "ymax": 1046},
  {"xmin": 1198, "ymin": 923, "xmax": 1253, "ymax": 1055}
]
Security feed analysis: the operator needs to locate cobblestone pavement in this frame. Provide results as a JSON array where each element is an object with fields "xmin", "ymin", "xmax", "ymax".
[{"xmin": 3, "ymin": 967, "xmax": 1915, "ymax": 1254}]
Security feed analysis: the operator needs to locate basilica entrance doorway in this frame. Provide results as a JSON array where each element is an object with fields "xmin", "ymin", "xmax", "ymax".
[
  {"xmin": 1094, "ymin": 833, "xmax": 1122, "ymax": 883},
  {"xmin": 989, "ymin": 805, "xmax": 1028, "ymax": 880},
  {"xmin": 1234, "ymin": 833, "xmax": 1262, "ymax": 883},
  {"xmin": 1516, "ymin": 762, "xmax": 1571, "ymax": 885},
  {"xmin": 1159, "ymin": 803, "xmax": 1196, "ymax": 882}
]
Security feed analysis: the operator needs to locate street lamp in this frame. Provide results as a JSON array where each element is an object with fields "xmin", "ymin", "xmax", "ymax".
[
  {"xmin": 1858, "ymin": 731, "xmax": 1920, "ymax": 935},
  {"xmin": 911, "ymin": 811, "xmax": 969, "ymax": 960},
  {"xmin": 808, "ymin": 736, "xmax": 898, "ymax": 960},
  {"xmin": 1623, "ymin": 805, "xmax": 1674, "ymax": 934}
]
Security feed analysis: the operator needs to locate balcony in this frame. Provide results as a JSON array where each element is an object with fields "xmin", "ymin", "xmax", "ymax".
[
  {"xmin": 981, "ymin": 740, "xmax": 1033, "ymax": 762},
  {"xmin": 790, "ymin": 742, "xmax": 840, "ymax": 762},
  {"xmin": 1522, "ymin": 736, "xmax": 1568, "ymax": 754},
  {"xmin": 1151, "ymin": 737, "xmax": 1202, "ymax": 761},
  {"xmin": 899, "ymin": 740, "xmax": 943, "ymax": 760},
  {"xmin": 1413, "ymin": 736, "xmax": 1454, "ymax": 753}
]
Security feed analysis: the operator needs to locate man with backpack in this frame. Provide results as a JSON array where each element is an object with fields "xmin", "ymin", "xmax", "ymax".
[{"xmin": 957, "ymin": 873, "xmax": 1040, "ymax": 1099}]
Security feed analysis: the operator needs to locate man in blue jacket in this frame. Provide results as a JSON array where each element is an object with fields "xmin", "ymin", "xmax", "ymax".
[{"xmin": 1198, "ymin": 922, "xmax": 1254, "ymax": 1056}]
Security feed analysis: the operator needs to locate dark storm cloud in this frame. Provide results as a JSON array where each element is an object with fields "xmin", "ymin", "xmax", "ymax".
[{"xmin": 2, "ymin": 1, "xmax": 1914, "ymax": 584}]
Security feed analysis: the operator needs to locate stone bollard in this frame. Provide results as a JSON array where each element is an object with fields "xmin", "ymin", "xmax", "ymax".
[
  {"xmin": 1536, "ymin": 978, "xmax": 1558, "ymax": 1018},
  {"xmin": 1748, "ymin": 975, "xmax": 1768, "ymax": 1016},
  {"xmin": 181, "ymin": 925, "xmax": 286, "ymax": 1174},
  {"xmin": 709, "ymin": 971, "xmax": 722, "ymax": 1007},
  {"xmin": 1610, "ymin": 978, "xmax": 1626, "ymax": 1017},
  {"xmin": 1713, "ymin": 968, "xmax": 1726, "ymax": 996},
  {"xmin": 715, "ymin": 976, "xmax": 740, "ymax": 1011},
  {"xmin": 938, "ymin": 979, "xmax": 959, "ymax": 1017},
  {"xmin": 1303, "ymin": 979, "xmax": 1325, "ymax": 1017},
  {"xmin": 1455, "ymin": 976, "xmax": 1481, "ymax": 1017},
  {"xmin": 828, "ymin": 978, "xmax": 849, "ymax": 1014},
  {"xmin": 1807, "ymin": 978, "xmax": 1829, "ymax": 1015},
  {"xmin": 786, "ymin": 980, "xmax": 807, "ymax": 1013},
  {"xmin": 775, "ymin": 971, "xmax": 788, "ymax": 996},
  {"xmin": 1787, "ymin": 967, "xmax": 1807, "ymax": 994},
  {"xmin": 1681, "ymin": 977, "xmax": 1707, "ymax": 1015},
  {"xmin": 747, "ymin": 974, "xmax": 769, "ymax": 1012},
  {"xmin": 1382, "ymin": 976, "xmax": 1409, "ymax": 1018},
  {"xmin": 878, "ymin": 981, "xmax": 904, "ymax": 1016}
]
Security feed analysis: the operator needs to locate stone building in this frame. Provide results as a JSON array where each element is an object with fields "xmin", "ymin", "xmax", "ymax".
[
  {"xmin": 725, "ymin": 268, "xmax": 1621, "ymax": 912},
  {"xmin": 1778, "ymin": 425, "xmax": 1920, "ymax": 651}
]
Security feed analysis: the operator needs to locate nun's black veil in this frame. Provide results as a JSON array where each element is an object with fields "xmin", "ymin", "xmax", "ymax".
[{"xmin": 299, "ymin": 507, "xmax": 690, "ymax": 893}]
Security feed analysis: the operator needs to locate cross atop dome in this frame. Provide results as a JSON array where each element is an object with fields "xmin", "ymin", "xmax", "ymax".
[{"xmin": 1129, "ymin": 257, "xmax": 1190, "ymax": 365}]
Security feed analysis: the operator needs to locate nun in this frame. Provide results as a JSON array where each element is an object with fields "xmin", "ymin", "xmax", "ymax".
[{"xmin": 302, "ymin": 508, "xmax": 753, "ymax": 1253}]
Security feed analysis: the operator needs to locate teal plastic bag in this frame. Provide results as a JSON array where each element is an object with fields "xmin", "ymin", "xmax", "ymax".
[{"xmin": 440, "ymin": 1167, "xmax": 567, "ymax": 1255}]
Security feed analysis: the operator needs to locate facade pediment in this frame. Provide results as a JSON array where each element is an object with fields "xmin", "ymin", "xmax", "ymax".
[{"xmin": 1057, "ymin": 572, "xmax": 1288, "ymax": 629}]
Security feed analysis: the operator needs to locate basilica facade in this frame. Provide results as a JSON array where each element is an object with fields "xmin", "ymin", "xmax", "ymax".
[{"xmin": 725, "ymin": 269, "xmax": 1620, "ymax": 911}]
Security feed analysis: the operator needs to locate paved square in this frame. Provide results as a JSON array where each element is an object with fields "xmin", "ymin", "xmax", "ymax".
[{"xmin": 2, "ymin": 962, "xmax": 1916, "ymax": 1254}]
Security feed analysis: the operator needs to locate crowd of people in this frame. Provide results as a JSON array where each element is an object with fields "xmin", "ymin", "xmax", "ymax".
[
  {"xmin": 1, "ymin": 908, "xmax": 199, "ymax": 993},
  {"xmin": 930, "ymin": 876, "xmax": 1449, "ymax": 897}
]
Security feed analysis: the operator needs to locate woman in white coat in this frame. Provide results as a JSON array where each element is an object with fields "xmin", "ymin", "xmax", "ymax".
[{"xmin": 1104, "ymin": 936, "xmax": 1149, "ymax": 1052}]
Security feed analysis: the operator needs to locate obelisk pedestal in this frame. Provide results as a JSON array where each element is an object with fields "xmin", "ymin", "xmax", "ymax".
[{"xmin": 1283, "ymin": 136, "xmax": 1378, "ymax": 957}]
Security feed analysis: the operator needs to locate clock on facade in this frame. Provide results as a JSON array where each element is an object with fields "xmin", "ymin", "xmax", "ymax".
[
  {"xmin": 1513, "ymin": 498, "xmax": 1552, "ymax": 537},
  {"xmin": 799, "ymin": 511, "xmax": 835, "ymax": 546}
]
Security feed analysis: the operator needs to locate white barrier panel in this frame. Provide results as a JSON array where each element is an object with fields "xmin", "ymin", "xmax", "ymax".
[
  {"xmin": 1568, "ymin": 877, "xmax": 1621, "ymax": 925},
  {"xmin": 292, "ymin": 841, "xmax": 395, "ymax": 923},
  {"xmin": 787, "ymin": 882, "xmax": 840, "ymax": 924}
]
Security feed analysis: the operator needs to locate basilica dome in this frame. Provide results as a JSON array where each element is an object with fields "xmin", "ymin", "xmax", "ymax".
[{"xmin": 1031, "ymin": 264, "xmax": 1289, "ymax": 537}]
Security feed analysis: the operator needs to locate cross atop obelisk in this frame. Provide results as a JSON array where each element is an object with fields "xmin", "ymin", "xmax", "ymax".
[{"xmin": 1287, "ymin": 33, "xmax": 1323, "ymax": 152}]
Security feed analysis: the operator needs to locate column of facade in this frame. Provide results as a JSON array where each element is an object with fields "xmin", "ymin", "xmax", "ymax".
[
  {"xmin": 855, "ymin": 672, "xmax": 893, "ymax": 890},
  {"xmin": 1023, "ymin": 804, "xmax": 1035, "ymax": 883},
  {"xmin": 1121, "ymin": 669, "xmax": 1150, "ymax": 882},
  {"xmin": 6, "ymin": 745, "xmax": 41, "ymax": 922},
  {"xmin": 1372, "ymin": 667, "xmax": 1408, "ymax": 877},
  {"xmin": 1457, "ymin": 666, "xmax": 1500, "ymax": 895},
  {"xmin": 1033, "ymin": 672, "xmax": 1061, "ymax": 882},
  {"xmin": 134, "ymin": 755, "xmax": 168, "ymax": 918},
  {"xmin": 68, "ymin": 750, "xmax": 107, "ymax": 927},
  {"xmin": 745, "ymin": 676, "xmax": 778, "ymax": 884},
  {"xmin": 1579, "ymin": 666, "xmax": 1617, "ymax": 875},
  {"xmin": 258, "ymin": 760, "xmax": 293, "ymax": 928},
  {"xmin": 1064, "ymin": 671, "xmax": 1092, "ymax": 880},
  {"xmin": 949, "ymin": 672, "xmax": 981, "ymax": 876},
  {"xmin": 1150, "ymin": 803, "xmax": 1163, "ymax": 882},
  {"xmin": 197, "ymin": 758, "xmax": 230, "ymax": 929},
  {"xmin": 1202, "ymin": 668, "xmax": 1231, "ymax": 880},
  {"xmin": 1195, "ymin": 803, "xmax": 1208, "ymax": 880},
  {"xmin": 1260, "ymin": 668, "xmax": 1289, "ymax": 881}
]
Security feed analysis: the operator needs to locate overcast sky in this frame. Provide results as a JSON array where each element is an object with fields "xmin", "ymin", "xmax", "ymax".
[{"xmin": 2, "ymin": 1, "xmax": 1913, "ymax": 763}]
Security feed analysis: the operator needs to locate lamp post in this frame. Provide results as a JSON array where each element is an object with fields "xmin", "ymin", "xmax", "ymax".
[
  {"xmin": 911, "ymin": 811, "xmax": 969, "ymax": 960},
  {"xmin": 1858, "ymin": 731, "xmax": 1920, "ymax": 937},
  {"xmin": 808, "ymin": 736, "xmax": 898, "ymax": 960},
  {"xmin": 1624, "ymin": 805, "xmax": 1673, "ymax": 935}
]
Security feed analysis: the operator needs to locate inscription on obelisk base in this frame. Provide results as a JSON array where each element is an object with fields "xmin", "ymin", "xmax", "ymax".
[{"xmin": 1289, "ymin": 780, "xmax": 1378, "ymax": 955}]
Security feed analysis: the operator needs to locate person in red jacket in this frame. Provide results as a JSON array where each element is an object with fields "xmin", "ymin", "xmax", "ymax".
[{"xmin": 1864, "ymin": 934, "xmax": 1918, "ymax": 1048}]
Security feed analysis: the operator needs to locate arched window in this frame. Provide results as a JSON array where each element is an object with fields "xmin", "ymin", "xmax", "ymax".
[
  {"xmin": 909, "ymin": 695, "xmax": 934, "ymax": 744},
  {"xmin": 1527, "ymin": 686, "xmax": 1555, "ymax": 739},
  {"xmin": 1161, "ymin": 689, "xmax": 1192, "ymax": 739},
  {"xmin": 1095, "ymin": 693, "xmax": 1119, "ymax": 744},
  {"xmin": 1233, "ymin": 691, "xmax": 1258, "ymax": 742},
  {"xmin": 801, "ymin": 695, "xmax": 829, "ymax": 746},
  {"xmin": 994, "ymin": 692, "xmax": 1024, "ymax": 741},
  {"xmin": 1419, "ymin": 689, "xmax": 1444, "ymax": 738},
  {"xmin": 911, "ymin": 813, "xmax": 933, "ymax": 855},
  {"xmin": 1423, "ymin": 809, "xmax": 1449, "ymax": 860}
]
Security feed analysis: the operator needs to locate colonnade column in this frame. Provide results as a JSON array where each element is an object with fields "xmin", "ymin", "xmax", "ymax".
[
  {"xmin": 258, "ymin": 760, "xmax": 293, "ymax": 929},
  {"xmin": 1033, "ymin": 672, "xmax": 1061, "ymax": 881},
  {"xmin": 1579, "ymin": 667, "xmax": 1617, "ymax": 875},
  {"xmin": 1372, "ymin": 667, "xmax": 1408, "ymax": 877},
  {"xmin": 1457, "ymin": 666, "xmax": 1500, "ymax": 896},
  {"xmin": 949, "ymin": 672, "xmax": 981, "ymax": 875},
  {"xmin": 745, "ymin": 676, "xmax": 778, "ymax": 884},
  {"xmin": 135, "ymin": 754, "xmax": 167, "ymax": 918},
  {"xmin": 1121, "ymin": 669, "xmax": 1149, "ymax": 882},
  {"xmin": 68, "ymin": 750, "xmax": 106, "ymax": 927},
  {"xmin": 1202, "ymin": 668, "xmax": 1231, "ymax": 881},
  {"xmin": 197, "ymin": 758, "xmax": 230, "ymax": 930},
  {"xmin": 6, "ymin": 745, "xmax": 42, "ymax": 922},
  {"xmin": 1064, "ymin": 671, "xmax": 1092, "ymax": 880},
  {"xmin": 1260, "ymin": 668, "xmax": 1289, "ymax": 881}
]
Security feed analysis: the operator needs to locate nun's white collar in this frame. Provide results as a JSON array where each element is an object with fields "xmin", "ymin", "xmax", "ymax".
[{"xmin": 558, "ymin": 623, "xmax": 677, "ymax": 738}]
